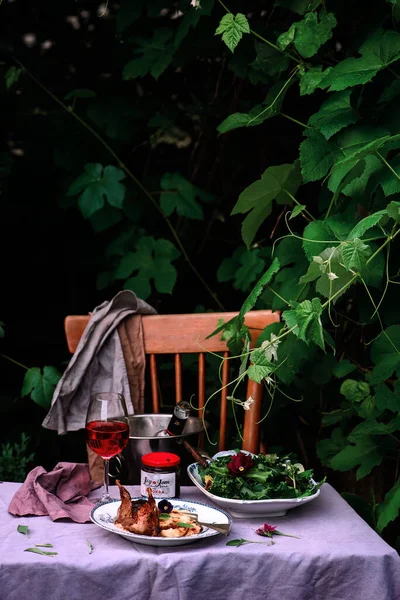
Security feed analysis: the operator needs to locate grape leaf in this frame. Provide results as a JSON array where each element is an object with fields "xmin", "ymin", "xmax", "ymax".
[
  {"xmin": 299, "ymin": 66, "xmax": 332, "ymax": 96},
  {"xmin": 377, "ymin": 478, "xmax": 400, "ymax": 533},
  {"xmin": 340, "ymin": 238, "xmax": 371, "ymax": 271},
  {"xmin": 282, "ymin": 297, "xmax": 325, "ymax": 350},
  {"xmin": 340, "ymin": 379, "xmax": 370, "ymax": 403},
  {"xmin": 374, "ymin": 384, "xmax": 400, "ymax": 412},
  {"xmin": 301, "ymin": 220, "xmax": 337, "ymax": 260},
  {"xmin": 64, "ymin": 89, "xmax": 96, "ymax": 100},
  {"xmin": 308, "ymin": 90, "xmax": 358, "ymax": 139},
  {"xmin": 320, "ymin": 29, "xmax": 400, "ymax": 91},
  {"xmin": 21, "ymin": 366, "xmax": 62, "ymax": 409},
  {"xmin": 217, "ymin": 80, "xmax": 292, "ymax": 133},
  {"xmin": 330, "ymin": 437, "xmax": 385, "ymax": 480},
  {"xmin": 123, "ymin": 28, "xmax": 174, "ymax": 80},
  {"xmin": 232, "ymin": 163, "xmax": 301, "ymax": 247},
  {"xmin": 215, "ymin": 13, "xmax": 250, "ymax": 53},
  {"xmin": 175, "ymin": 0, "xmax": 214, "ymax": 48},
  {"xmin": 67, "ymin": 164, "xmax": 126, "ymax": 218},
  {"xmin": 299, "ymin": 129, "xmax": 341, "ymax": 183},
  {"xmin": 116, "ymin": 0, "xmax": 143, "ymax": 32},
  {"xmin": 277, "ymin": 11, "xmax": 336, "ymax": 59},
  {"xmin": 87, "ymin": 98, "xmax": 144, "ymax": 140},
  {"xmin": 114, "ymin": 236, "xmax": 181, "ymax": 299},
  {"xmin": 332, "ymin": 360, "xmax": 357, "ymax": 378},
  {"xmin": 380, "ymin": 155, "xmax": 400, "ymax": 196},
  {"xmin": 239, "ymin": 258, "xmax": 281, "ymax": 318},
  {"xmin": 275, "ymin": 0, "xmax": 321, "ymax": 15},
  {"xmin": 347, "ymin": 210, "xmax": 388, "ymax": 239},
  {"xmin": 300, "ymin": 247, "xmax": 354, "ymax": 301},
  {"xmin": 370, "ymin": 325, "xmax": 400, "ymax": 384},
  {"xmin": 160, "ymin": 173, "xmax": 209, "ymax": 220},
  {"xmin": 217, "ymin": 248, "xmax": 267, "ymax": 292}
]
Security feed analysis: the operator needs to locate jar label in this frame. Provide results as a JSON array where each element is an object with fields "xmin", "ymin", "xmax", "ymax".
[{"xmin": 140, "ymin": 470, "xmax": 176, "ymax": 498}]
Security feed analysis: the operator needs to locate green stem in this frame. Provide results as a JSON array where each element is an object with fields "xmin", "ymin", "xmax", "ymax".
[
  {"xmin": 216, "ymin": 0, "xmax": 300, "ymax": 63},
  {"xmin": 376, "ymin": 151, "xmax": 400, "ymax": 183},
  {"xmin": 266, "ymin": 286, "xmax": 291, "ymax": 306},
  {"xmin": 279, "ymin": 113, "xmax": 308, "ymax": 128},
  {"xmin": 14, "ymin": 58, "xmax": 225, "ymax": 312},
  {"xmin": 283, "ymin": 189, "xmax": 315, "ymax": 221},
  {"xmin": 0, "ymin": 353, "xmax": 29, "ymax": 371},
  {"xmin": 247, "ymin": 68, "xmax": 299, "ymax": 126}
]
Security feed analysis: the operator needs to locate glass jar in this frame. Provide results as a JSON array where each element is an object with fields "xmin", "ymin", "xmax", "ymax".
[{"xmin": 140, "ymin": 452, "xmax": 181, "ymax": 498}]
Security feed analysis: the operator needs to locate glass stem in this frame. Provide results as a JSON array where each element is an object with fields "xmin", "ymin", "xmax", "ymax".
[{"xmin": 103, "ymin": 459, "xmax": 110, "ymax": 499}]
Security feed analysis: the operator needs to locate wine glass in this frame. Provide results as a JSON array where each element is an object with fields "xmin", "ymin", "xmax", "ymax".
[{"xmin": 85, "ymin": 392, "xmax": 129, "ymax": 503}]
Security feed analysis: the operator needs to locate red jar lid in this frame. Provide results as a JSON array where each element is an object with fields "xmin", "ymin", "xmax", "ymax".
[{"xmin": 141, "ymin": 452, "xmax": 181, "ymax": 467}]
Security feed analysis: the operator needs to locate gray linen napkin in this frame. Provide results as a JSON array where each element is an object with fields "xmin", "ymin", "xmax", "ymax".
[
  {"xmin": 42, "ymin": 290, "xmax": 157, "ymax": 435},
  {"xmin": 8, "ymin": 462, "xmax": 97, "ymax": 523}
]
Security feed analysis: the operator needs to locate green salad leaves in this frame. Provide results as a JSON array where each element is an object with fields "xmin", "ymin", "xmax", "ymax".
[{"xmin": 198, "ymin": 452, "xmax": 324, "ymax": 501}]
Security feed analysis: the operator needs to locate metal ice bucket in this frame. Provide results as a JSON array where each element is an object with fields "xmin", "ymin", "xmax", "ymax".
[{"xmin": 109, "ymin": 414, "xmax": 205, "ymax": 486}]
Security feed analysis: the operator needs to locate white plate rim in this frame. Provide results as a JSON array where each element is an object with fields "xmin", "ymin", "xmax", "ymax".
[{"xmin": 90, "ymin": 497, "xmax": 233, "ymax": 544}]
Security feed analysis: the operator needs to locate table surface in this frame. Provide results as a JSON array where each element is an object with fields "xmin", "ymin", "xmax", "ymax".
[{"xmin": 1, "ymin": 482, "xmax": 400, "ymax": 600}]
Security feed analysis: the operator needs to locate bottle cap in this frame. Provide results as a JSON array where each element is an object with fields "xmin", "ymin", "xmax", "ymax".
[
  {"xmin": 174, "ymin": 400, "xmax": 191, "ymax": 419},
  {"xmin": 141, "ymin": 452, "xmax": 181, "ymax": 468}
]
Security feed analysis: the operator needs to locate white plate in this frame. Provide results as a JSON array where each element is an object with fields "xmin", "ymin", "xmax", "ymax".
[
  {"xmin": 90, "ymin": 497, "xmax": 232, "ymax": 546},
  {"xmin": 187, "ymin": 450, "xmax": 321, "ymax": 518}
]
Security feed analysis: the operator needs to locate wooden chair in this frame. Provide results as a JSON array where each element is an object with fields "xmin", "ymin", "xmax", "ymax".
[{"xmin": 64, "ymin": 310, "xmax": 280, "ymax": 454}]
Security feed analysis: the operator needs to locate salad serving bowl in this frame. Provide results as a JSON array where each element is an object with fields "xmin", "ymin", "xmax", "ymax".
[{"xmin": 187, "ymin": 450, "xmax": 322, "ymax": 518}]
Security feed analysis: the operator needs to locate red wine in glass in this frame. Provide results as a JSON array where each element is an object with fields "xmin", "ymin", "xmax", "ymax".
[{"xmin": 85, "ymin": 392, "xmax": 129, "ymax": 503}]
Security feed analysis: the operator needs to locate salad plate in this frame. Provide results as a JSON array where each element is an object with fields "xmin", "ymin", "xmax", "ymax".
[
  {"xmin": 187, "ymin": 450, "xmax": 322, "ymax": 518},
  {"xmin": 90, "ymin": 497, "xmax": 232, "ymax": 547}
]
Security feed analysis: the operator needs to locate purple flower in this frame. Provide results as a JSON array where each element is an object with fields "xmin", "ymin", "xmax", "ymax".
[
  {"xmin": 256, "ymin": 523, "xmax": 277, "ymax": 537},
  {"xmin": 227, "ymin": 452, "xmax": 254, "ymax": 476},
  {"xmin": 158, "ymin": 500, "xmax": 173, "ymax": 513}
]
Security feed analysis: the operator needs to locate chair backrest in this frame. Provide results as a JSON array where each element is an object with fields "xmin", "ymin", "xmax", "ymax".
[{"xmin": 64, "ymin": 310, "xmax": 280, "ymax": 453}]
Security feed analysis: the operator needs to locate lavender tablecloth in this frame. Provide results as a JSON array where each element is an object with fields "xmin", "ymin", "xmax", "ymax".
[{"xmin": 1, "ymin": 482, "xmax": 399, "ymax": 600}]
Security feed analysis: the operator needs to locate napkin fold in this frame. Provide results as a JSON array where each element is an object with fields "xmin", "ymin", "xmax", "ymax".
[{"xmin": 8, "ymin": 462, "xmax": 98, "ymax": 523}]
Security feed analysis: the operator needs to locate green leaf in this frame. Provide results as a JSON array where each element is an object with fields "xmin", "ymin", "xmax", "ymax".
[
  {"xmin": 64, "ymin": 89, "xmax": 96, "ymax": 100},
  {"xmin": 218, "ymin": 249, "xmax": 267, "ymax": 292},
  {"xmin": 299, "ymin": 66, "xmax": 332, "ymax": 96},
  {"xmin": 289, "ymin": 204, "xmax": 306, "ymax": 219},
  {"xmin": 24, "ymin": 548, "xmax": 58, "ymax": 557},
  {"xmin": 300, "ymin": 129, "xmax": 340, "ymax": 183},
  {"xmin": 67, "ymin": 164, "xmax": 126, "ymax": 218},
  {"xmin": 300, "ymin": 247, "xmax": 354, "ymax": 302},
  {"xmin": 21, "ymin": 366, "xmax": 62, "ymax": 409},
  {"xmin": 332, "ymin": 360, "xmax": 357, "ymax": 378},
  {"xmin": 347, "ymin": 210, "xmax": 388, "ymax": 239},
  {"xmin": 239, "ymin": 258, "xmax": 281, "ymax": 318},
  {"xmin": 275, "ymin": 335, "xmax": 317, "ymax": 385},
  {"xmin": 280, "ymin": 11, "xmax": 337, "ymax": 59},
  {"xmin": 217, "ymin": 79, "xmax": 293, "ymax": 133},
  {"xmin": 317, "ymin": 427, "xmax": 348, "ymax": 465},
  {"xmin": 321, "ymin": 408, "xmax": 355, "ymax": 426},
  {"xmin": 275, "ymin": 0, "xmax": 321, "ymax": 15},
  {"xmin": 348, "ymin": 419, "xmax": 397, "ymax": 442},
  {"xmin": 232, "ymin": 163, "xmax": 301, "ymax": 247},
  {"xmin": 387, "ymin": 200, "xmax": 400, "ymax": 222},
  {"xmin": 377, "ymin": 477, "xmax": 400, "ymax": 533},
  {"xmin": 380, "ymin": 156, "xmax": 400, "ymax": 196},
  {"xmin": 86, "ymin": 539, "xmax": 94, "ymax": 554},
  {"xmin": 123, "ymin": 28, "xmax": 174, "ymax": 80},
  {"xmin": 160, "ymin": 173, "xmax": 208, "ymax": 220},
  {"xmin": 330, "ymin": 437, "xmax": 385, "ymax": 479},
  {"xmin": 370, "ymin": 325, "xmax": 400, "ymax": 384},
  {"xmin": 226, "ymin": 538, "xmax": 250, "ymax": 546},
  {"xmin": 5, "ymin": 66, "xmax": 23, "ymax": 89},
  {"xmin": 320, "ymin": 29, "xmax": 400, "ymax": 91},
  {"xmin": 116, "ymin": 0, "xmax": 144, "ymax": 32},
  {"xmin": 378, "ymin": 79, "xmax": 400, "ymax": 104},
  {"xmin": 340, "ymin": 239, "xmax": 371, "ymax": 272},
  {"xmin": 308, "ymin": 91, "xmax": 358, "ymax": 139},
  {"xmin": 247, "ymin": 350, "xmax": 273, "ymax": 383},
  {"xmin": 87, "ymin": 98, "xmax": 144, "ymax": 140},
  {"xmin": 35, "ymin": 543, "xmax": 54, "ymax": 548},
  {"xmin": 215, "ymin": 13, "xmax": 250, "ymax": 53},
  {"xmin": 301, "ymin": 221, "xmax": 336, "ymax": 260},
  {"xmin": 249, "ymin": 42, "xmax": 290, "ymax": 78},
  {"xmin": 115, "ymin": 236, "xmax": 181, "ymax": 299},
  {"xmin": 17, "ymin": 525, "xmax": 29, "ymax": 537},
  {"xmin": 283, "ymin": 298, "xmax": 325, "ymax": 350},
  {"xmin": 375, "ymin": 384, "xmax": 400, "ymax": 412},
  {"xmin": 340, "ymin": 379, "xmax": 370, "ymax": 403}
]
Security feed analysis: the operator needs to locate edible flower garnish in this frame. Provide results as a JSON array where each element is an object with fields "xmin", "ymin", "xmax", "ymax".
[
  {"xmin": 256, "ymin": 523, "xmax": 300, "ymax": 539},
  {"xmin": 227, "ymin": 451, "xmax": 254, "ymax": 476},
  {"xmin": 158, "ymin": 500, "xmax": 173, "ymax": 514}
]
